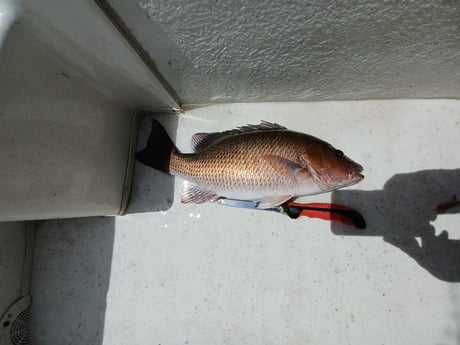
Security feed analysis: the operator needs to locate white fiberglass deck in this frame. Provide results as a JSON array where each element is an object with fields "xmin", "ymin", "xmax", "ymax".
[{"xmin": 31, "ymin": 100, "xmax": 460, "ymax": 345}]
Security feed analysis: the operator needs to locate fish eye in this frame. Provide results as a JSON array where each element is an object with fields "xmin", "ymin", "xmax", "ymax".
[{"xmin": 335, "ymin": 149, "xmax": 344, "ymax": 158}]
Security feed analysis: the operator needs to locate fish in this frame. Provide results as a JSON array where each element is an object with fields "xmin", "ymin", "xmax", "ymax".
[{"xmin": 136, "ymin": 120, "xmax": 364, "ymax": 209}]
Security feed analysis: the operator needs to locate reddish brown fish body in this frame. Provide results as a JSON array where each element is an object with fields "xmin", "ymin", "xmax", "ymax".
[{"xmin": 137, "ymin": 121, "xmax": 364, "ymax": 208}]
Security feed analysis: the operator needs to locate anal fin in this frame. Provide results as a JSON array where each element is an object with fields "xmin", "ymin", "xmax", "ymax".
[
  {"xmin": 181, "ymin": 184, "xmax": 218, "ymax": 204},
  {"xmin": 257, "ymin": 195, "xmax": 293, "ymax": 209}
]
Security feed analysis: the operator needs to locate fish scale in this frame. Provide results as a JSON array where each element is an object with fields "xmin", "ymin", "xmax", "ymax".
[{"xmin": 171, "ymin": 131, "xmax": 316, "ymax": 196}]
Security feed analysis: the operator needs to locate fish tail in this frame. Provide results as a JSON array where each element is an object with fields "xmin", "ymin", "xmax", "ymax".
[{"xmin": 136, "ymin": 119, "xmax": 177, "ymax": 174}]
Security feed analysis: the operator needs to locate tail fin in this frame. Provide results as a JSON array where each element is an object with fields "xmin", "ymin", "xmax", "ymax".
[{"xmin": 136, "ymin": 119, "xmax": 177, "ymax": 174}]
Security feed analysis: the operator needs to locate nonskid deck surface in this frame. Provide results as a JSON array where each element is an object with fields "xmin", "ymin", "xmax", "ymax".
[{"xmin": 31, "ymin": 100, "xmax": 460, "ymax": 345}]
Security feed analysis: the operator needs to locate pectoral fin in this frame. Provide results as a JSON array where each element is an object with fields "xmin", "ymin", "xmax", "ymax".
[
  {"xmin": 257, "ymin": 195, "xmax": 293, "ymax": 209},
  {"xmin": 181, "ymin": 184, "xmax": 218, "ymax": 204},
  {"xmin": 262, "ymin": 155, "xmax": 310, "ymax": 180}
]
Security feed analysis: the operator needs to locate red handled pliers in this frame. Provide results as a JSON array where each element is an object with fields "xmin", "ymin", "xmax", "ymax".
[{"xmin": 214, "ymin": 198, "xmax": 366, "ymax": 229}]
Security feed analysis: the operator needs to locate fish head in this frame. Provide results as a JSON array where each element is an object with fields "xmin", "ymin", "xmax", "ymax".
[{"xmin": 299, "ymin": 141, "xmax": 364, "ymax": 192}]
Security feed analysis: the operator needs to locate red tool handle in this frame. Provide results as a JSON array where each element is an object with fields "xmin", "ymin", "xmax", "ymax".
[{"xmin": 283, "ymin": 202, "xmax": 366, "ymax": 229}]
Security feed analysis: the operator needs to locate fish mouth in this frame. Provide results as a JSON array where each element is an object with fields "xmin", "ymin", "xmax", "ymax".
[
  {"xmin": 348, "ymin": 171, "xmax": 364, "ymax": 184},
  {"xmin": 322, "ymin": 169, "xmax": 364, "ymax": 191},
  {"xmin": 346, "ymin": 165, "xmax": 364, "ymax": 185}
]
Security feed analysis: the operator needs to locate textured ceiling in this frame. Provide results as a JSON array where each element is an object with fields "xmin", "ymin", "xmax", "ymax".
[{"xmin": 106, "ymin": 0, "xmax": 460, "ymax": 104}]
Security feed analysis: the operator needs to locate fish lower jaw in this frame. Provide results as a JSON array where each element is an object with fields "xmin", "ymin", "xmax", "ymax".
[
  {"xmin": 347, "ymin": 173, "xmax": 365, "ymax": 185},
  {"xmin": 328, "ymin": 178, "xmax": 363, "ymax": 191}
]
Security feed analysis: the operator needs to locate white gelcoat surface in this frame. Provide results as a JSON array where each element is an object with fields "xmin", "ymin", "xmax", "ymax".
[
  {"xmin": 22, "ymin": 0, "xmax": 177, "ymax": 109},
  {"xmin": 31, "ymin": 100, "xmax": 460, "ymax": 345},
  {"xmin": 106, "ymin": 0, "xmax": 460, "ymax": 103},
  {"xmin": 0, "ymin": 0, "xmax": 178, "ymax": 220}
]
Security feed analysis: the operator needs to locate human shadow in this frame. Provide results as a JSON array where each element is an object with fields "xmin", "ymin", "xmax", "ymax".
[
  {"xmin": 31, "ymin": 217, "xmax": 115, "ymax": 344},
  {"xmin": 331, "ymin": 169, "xmax": 460, "ymax": 282},
  {"xmin": 124, "ymin": 111, "xmax": 179, "ymax": 214}
]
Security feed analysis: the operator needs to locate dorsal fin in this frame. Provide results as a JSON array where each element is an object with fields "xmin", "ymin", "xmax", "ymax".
[
  {"xmin": 191, "ymin": 132, "xmax": 224, "ymax": 152},
  {"xmin": 191, "ymin": 120, "xmax": 287, "ymax": 152}
]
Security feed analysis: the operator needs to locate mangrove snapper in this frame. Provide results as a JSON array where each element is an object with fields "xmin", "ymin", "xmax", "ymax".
[{"xmin": 136, "ymin": 120, "xmax": 364, "ymax": 209}]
